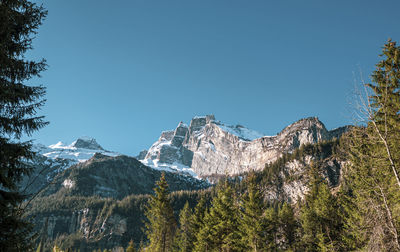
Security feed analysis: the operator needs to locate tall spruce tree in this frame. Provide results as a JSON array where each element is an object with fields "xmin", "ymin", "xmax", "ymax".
[
  {"xmin": 299, "ymin": 164, "xmax": 342, "ymax": 251},
  {"xmin": 340, "ymin": 40, "xmax": 400, "ymax": 251},
  {"xmin": 263, "ymin": 205, "xmax": 281, "ymax": 251},
  {"xmin": 0, "ymin": 0, "xmax": 47, "ymax": 251},
  {"xmin": 194, "ymin": 179, "xmax": 242, "ymax": 252},
  {"xmin": 174, "ymin": 201, "xmax": 195, "ymax": 252},
  {"xmin": 191, "ymin": 195, "xmax": 207, "ymax": 236},
  {"xmin": 144, "ymin": 173, "xmax": 176, "ymax": 252},
  {"xmin": 239, "ymin": 172, "xmax": 266, "ymax": 251},
  {"xmin": 277, "ymin": 202, "xmax": 297, "ymax": 250},
  {"xmin": 367, "ymin": 39, "xmax": 400, "ymax": 189}
]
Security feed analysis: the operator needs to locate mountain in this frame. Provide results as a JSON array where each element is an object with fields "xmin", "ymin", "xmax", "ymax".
[
  {"xmin": 24, "ymin": 116, "xmax": 350, "ymax": 250},
  {"xmin": 140, "ymin": 115, "xmax": 348, "ymax": 178},
  {"xmin": 20, "ymin": 137, "xmax": 120, "ymax": 196},
  {"xmin": 22, "ymin": 136, "xmax": 207, "ymax": 198},
  {"xmin": 33, "ymin": 136, "xmax": 119, "ymax": 163},
  {"xmin": 38, "ymin": 153, "xmax": 208, "ymax": 199}
]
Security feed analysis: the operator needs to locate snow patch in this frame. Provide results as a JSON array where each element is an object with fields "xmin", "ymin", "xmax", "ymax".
[
  {"xmin": 140, "ymin": 159, "xmax": 198, "ymax": 178},
  {"xmin": 216, "ymin": 123, "xmax": 264, "ymax": 141},
  {"xmin": 62, "ymin": 179, "xmax": 75, "ymax": 189}
]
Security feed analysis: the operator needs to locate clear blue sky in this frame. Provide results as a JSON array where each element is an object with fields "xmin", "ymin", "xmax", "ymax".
[{"xmin": 27, "ymin": 0, "xmax": 400, "ymax": 155}]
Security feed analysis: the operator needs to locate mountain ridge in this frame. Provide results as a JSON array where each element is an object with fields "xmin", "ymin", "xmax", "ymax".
[{"xmin": 140, "ymin": 115, "xmax": 349, "ymax": 178}]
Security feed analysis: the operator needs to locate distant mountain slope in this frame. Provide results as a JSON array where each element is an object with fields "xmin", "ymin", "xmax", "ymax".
[
  {"xmin": 140, "ymin": 115, "xmax": 349, "ymax": 178},
  {"xmin": 21, "ymin": 137, "xmax": 120, "ymax": 196},
  {"xmin": 34, "ymin": 136, "xmax": 119, "ymax": 163},
  {"xmin": 39, "ymin": 153, "xmax": 208, "ymax": 199}
]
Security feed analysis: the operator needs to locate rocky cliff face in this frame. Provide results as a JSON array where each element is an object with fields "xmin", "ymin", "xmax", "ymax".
[
  {"xmin": 141, "ymin": 115, "xmax": 348, "ymax": 178},
  {"xmin": 263, "ymin": 155, "xmax": 344, "ymax": 203}
]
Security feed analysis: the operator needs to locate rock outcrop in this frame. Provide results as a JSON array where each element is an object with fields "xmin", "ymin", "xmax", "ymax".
[{"xmin": 141, "ymin": 115, "xmax": 348, "ymax": 178}]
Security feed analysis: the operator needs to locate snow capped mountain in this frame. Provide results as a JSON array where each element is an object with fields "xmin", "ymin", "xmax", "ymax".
[
  {"xmin": 34, "ymin": 136, "xmax": 119, "ymax": 163},
  {"xmin": 26, "ymin": 137, "xmax": 120, "ymax": 188}
]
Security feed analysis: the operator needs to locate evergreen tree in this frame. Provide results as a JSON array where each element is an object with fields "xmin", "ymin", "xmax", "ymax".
[
  {"xmin": 340, "ymin": 40, "xmax": 400, "ymax": 251},
  {"xmin": 126, "ymin": 240, "xmax": 136, "ymax": 252},
  {"xmin": 0, "ymin": 0, "xmax": 48, "ymax": 251},
  {"xmin": 366, "ymin": 39, "xmax": 400, "ymax": 189},
  {"xmin": 239, "ymin": 172, "xmax": 266, "ymax": 251},
  {"xmin": 144, "ymin": 173, "xmax": 176, "ymax": 252},
  {"xmin": 263, "ymin": 206, "xmax": 278, "ymax": 251},
  {"xmin": 277, "ymin": 202, "xmax": 297, "ymax": 250},
  {"xmin": 174, "ymin": 201, "xmax": 195, "ymax": 252},
  {"xmin": 299, "ymin": 164, "xmax": 342, "ymax": 251},
  {"xmin": 194, "ymin": 179, "xmax": 242, "ymax": 252},
  {"xmin": 191, "ymin": 195, "xmax": 207, "ymax": 236}
]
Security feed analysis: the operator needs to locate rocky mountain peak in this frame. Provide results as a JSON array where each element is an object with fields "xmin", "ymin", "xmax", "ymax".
[
  {"xmin": 189, "ymin": 115, "xmax": 215, "ymax": 133},
  {"xmin": 71, "ymin": 136, "xmax": 104, "ymax": 150},
  {"xmin": 280, "ymin": 117, "xmax": 326, "ymax": 134}
]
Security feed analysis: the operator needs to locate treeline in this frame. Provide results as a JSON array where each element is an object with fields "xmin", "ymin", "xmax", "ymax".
[{"xmin": 139, "ymin": 165, "xmax": 341, "ymax": 252}]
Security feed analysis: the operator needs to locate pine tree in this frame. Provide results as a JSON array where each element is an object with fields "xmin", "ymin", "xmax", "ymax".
[
  {"xmin": 340, "ymin": 40, "xmax": 400, "ymax": 251},
  {"xmin": 299, "ymin": 164, "xmax": 342, "ymax": 251},
  {"xmin": 174, "ymin": 201, "xmax": 195, "ymax": 252},
  {"xmin": 239, "ymin": 172, "xmax": 266, "ymax": 251},
  {"xmin": 366, "ymin": 39, "xmax": 400, "ymax": 189},
  {"xmin": 191, "ymin": 195, "xmax": 207, "ymax": 236},
  {"xmin": 0, "ymin": 1, "xmax": 48, "ymax": 251},
  {"xmin": 263, "ymin": 206, "xmax": 278, "ymax": 251},
  {"xmin": 144, "ymin": 173, "xmax": 176, "ymax": 252},
  {"xmin": 277, "ymin": 202, "xmax": 297, "ymax": 250},
  {"xmin": 194, "ymin": 179, "xmax": 242, "ymax": 252},
  {"xmin": 126, "ymin": 240, "xmax": 136, "ymax": 252}
]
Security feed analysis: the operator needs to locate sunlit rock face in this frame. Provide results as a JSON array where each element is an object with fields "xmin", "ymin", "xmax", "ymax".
[{"xmin": 141, "ymin": 115, "xmax": 348, "ymax": 178}]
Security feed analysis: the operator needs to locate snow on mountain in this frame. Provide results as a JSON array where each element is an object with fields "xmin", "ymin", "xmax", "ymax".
[
  {"xmin": 215, "ymin": 122, "xmax": 264, "ymax": 141},
  {"xmin": 140, "ymin": 159, "xmax": 197, "ymax": 178},
  {"xmin": 35, "ymin": 137, "xmax": 119, "ymax": 163},
  {"xmin": 139, "ymin": 115, "xmax": 266, "ymax": 177},
  {"xmin": 139, "ymin": 115, "xmax": 349, "ymax": 178}
]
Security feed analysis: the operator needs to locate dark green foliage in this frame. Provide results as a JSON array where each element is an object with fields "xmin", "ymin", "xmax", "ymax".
[
  {"xmin": 190, "ymin": 195, "xmax": 207, "ymax": 236},
  {"xmin": 339, "ymin": 40, "xmax": 400, "ymax": 251},
  {"xmin": 263, "ymin": 206, "xmax": 278, "ymax": 250},
  {"xmin": 194, "ymin": 179, "xmax": 242, "ymax": 252},
  {"xmin": 238, "ymin": 172, "xmax": 267, "ymax": 251},
  {"xmin": 174, "ymin": 201, "xmax": 195, "ymax": 252},
  {"xmin": 368, "ymin": 39, "xmax": 400, "ymax": 129},
  {"xmin": 299, "ymin": 164, "xmax": 343, "ymax": 251},
  {"xmin": 144, "ymin": 172, "xmax": 176, "ymax": 252},
  {"xmin": 38, "ymin": 154, "xmax": 209, "ymax": 199},
  {"xmin": 262, "ymin": 139, "xmax": 340, "ymax": 187},
  {"xmin": 277, "ymin": 202, "xmax": 297, "ymax": 250},
  {"xmin": 0, "ymin": 0, "xmax": 48, "ymax": 250}
]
